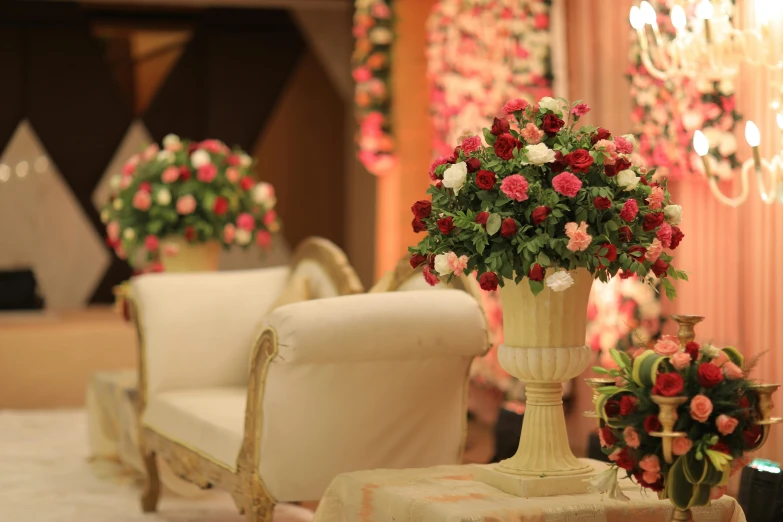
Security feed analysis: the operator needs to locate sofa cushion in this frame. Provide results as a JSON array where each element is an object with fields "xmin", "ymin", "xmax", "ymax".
[{"xmin": 142, "ymin": 387, "xmax": 246, "ymax": 471}]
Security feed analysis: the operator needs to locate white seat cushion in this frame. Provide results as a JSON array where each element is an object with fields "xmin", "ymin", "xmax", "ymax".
[{"xmin": 142, "ymin": 387, "xmax": 246, "ymax": 471}]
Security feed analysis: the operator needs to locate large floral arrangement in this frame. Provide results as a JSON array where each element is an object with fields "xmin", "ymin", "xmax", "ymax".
[
  {"xmin": 628, "ymin": 0, "xmax": 742, "ymax": 180},
  {"xmin": 100, "ymin": 135, "xmax": 279, "ymax": 268},
  {"xmin": 352, "ymin": 0, "xmax": 395, "ymax": 176},
  {"xmin": 427, "ymin": 0, "xmax": 553, "ymax": 157},
  {"xmin": 592, "ymin": 338, "xmax": 762, "ymax": 508},
  {"xmin": 409, "ymin": 97, "xmax": 687, "ymax": 299}
]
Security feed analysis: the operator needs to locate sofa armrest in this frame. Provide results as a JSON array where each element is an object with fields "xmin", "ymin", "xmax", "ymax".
[{"xmin": 131, "ymin": 266, "xmax": 289, "ymax": 400}]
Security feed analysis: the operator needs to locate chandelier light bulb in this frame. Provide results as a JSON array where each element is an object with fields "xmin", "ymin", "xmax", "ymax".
[
  {"xmin": 630, "ymin": 6, "xmax": 644, "ymax": 30},
  {"xmin": 696, "ymin": 0, "xmax": 714, "ymax": 20},
  {"xmin": 671, "ymin": 5, "xmax": 687, "ymax": 31},
  {"xmin": 745, "ymin": 121, "xmax": 761, "ymax": 147},
  {"xmin": 777, "ymin": 113, "xmax": 783, "ymax": 130},
  {"xmin": 755, "ymin": 0, "xmax": 771, "ymax": 26},
  {"xmin": 640, "ymin": 1, "xmax": 658, "ymax": 27},
  {"xmin": 693, "ymin": 130, "xmax": 710, "ymax": 156}
]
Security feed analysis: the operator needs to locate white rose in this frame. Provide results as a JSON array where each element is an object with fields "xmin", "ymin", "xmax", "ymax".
[
  {"xmin": 123, "ymin": 228, "xmax": 136, "ymax": 241},
  {"xmin": 235, "ymin": 229, "xmax": 252, "ymax": 245},
  {"xmin": 617, "ymin": 169, "xmax": 640, "ymax": 191},
  {"xmin": 156, "ymin": 188, "xmax": 172, "ymax": 206},
  {"xmin": 442, "ymin": 162, "xmax": 468, "ymax": 194},
  {"xmin": 524, "ymin": 143, "xmax": 556, "ymax": 165},
  {"xmin": 109, "ymin": 175, "xmax": 122, "ymax": 190},
  {"xmin": 163, "ymin": 134, "xmax": 180, "ymax": 149},
  {"xmin": 545, "ymin": 271, "xmax": 574, "ymax": 292},
  {"xmin": 433, "ymin": 254, "xmax": 452, "ymax": 276},
  {"xmin": 369, "ymin": 27, "xmax": 393, "ymax": 45},
  {"xmin": 239, "ymin": 153, "xmax": 252, "ymax": 167},
  {"xmin": 113, "ymin": 199, "xmax": 123, "ymax": 210},
  {"xmin": 100, "ymin": 209, "xmax": 110, "ymax": 223},
  {"xmin": 252, "ymin": 182, "xmax": 276, "ymax": 208},
  {"xmin": 538, "ymin": 96, "xmax": 562, "ymax": 114},
  {"xmin": 663, "ymin": 204, "xmax": 683, "ymax": 225},
  {"xmin": 702, "ymin": 344, "xmax": 720, "ymax": 359},
  {"xmin": 190, "ymin": 149, "xmax": 211, "ymax": 168},
  {"xmin": 156, "ymin": 150, "xmax": 175, "ymax": 164}
]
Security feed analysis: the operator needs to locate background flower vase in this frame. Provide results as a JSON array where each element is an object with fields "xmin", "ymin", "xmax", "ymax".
[
  {"xmin": 159, "ymin": 236, "xmax": 220, "ymax": 272},
  {"xmin": 496, "ymin": 268, "xmax": 594, "ymax": 476}
]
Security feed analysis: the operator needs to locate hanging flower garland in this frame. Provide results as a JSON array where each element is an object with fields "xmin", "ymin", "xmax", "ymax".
[
  {"xmin": 628, "ymin": 0, "xmax": 743, "ymax": 180},
  {"xmin": 427, "ymin": 0, "xmax": 553, "ymax": 157},
  {"xmin": 352, "ymin": 0, "xmax": 395, "ymax": 176}
]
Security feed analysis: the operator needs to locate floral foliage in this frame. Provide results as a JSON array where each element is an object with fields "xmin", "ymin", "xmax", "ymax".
[
  {"xmin": 628, "ymin": 0, "xmax": 742, "ymax": 180},
  {"xmin": 353, "ymin": 0, "xmax": 395, "ymax": 176},
  {"xmin": 100, "ymin": 135, "xmax": 279, "ymax": 269},
  {"xmin": 427, "ymin": 0, "xmax": 553, "ymax": 157},
  {"xmin": 593, "ymin": 339, "xmax": 761, "ymax": 507},
  {"xmin": 409, "ymin": 97, "xmax": 687, "ymax": 299}
]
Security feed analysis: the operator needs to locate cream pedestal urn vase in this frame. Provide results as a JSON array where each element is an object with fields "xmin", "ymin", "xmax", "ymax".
[
  {"xmin": 160, "ymin": 237, "xmax": 220, "ymax": 272},
  {"xmin": 496, "ymin": 268, "xmax": 594, "ymax": 476}
]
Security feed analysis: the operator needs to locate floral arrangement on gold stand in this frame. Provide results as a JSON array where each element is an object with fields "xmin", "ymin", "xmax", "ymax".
[{"xmin": 587, "ymin": 315, "xmax": 780, "ymax": 521}]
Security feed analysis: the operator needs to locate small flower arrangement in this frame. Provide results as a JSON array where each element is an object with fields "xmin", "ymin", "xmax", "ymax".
[
  {"xmin": 409, "ymin": 96, "xmax": 686, "ymax": 298},
  {"xmin": 592, "ymin": 336, "xmax": 764, "ymax": 509},
  {"xmin": 100, "ymin": 135, "xmax": 279, "ymax": 268}
]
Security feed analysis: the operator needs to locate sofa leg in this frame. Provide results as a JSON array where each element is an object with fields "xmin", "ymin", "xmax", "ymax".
[{"xmin": 140, "ymin": 452, "xmax": 161, "ymax": 513}]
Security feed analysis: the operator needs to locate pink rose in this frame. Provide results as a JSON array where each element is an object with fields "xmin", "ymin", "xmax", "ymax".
[
  {"xmin": 263, "ymin": 210, "xmax": 277, "ymax": 227},
  {"xmin": 352, "ymin": 66, "xmax": 372, "ymax": 83},
  {"xmin": 223, "ymin": 224, "xmax": 236, "ymax": 243},
  {"xmin": 690, "ymin": 394, "xmax": 714, "ymax": 423},
  {"xmin": 161, "ymin": 166, "xmax": 179, "ymax": 183},
  {"xmin": 723, "ymin": 362, "xmax": 743, "ymax": 380},
  {"xmin": 106, "ymin": 221, "xmax": 120, "ymax": 241},
  {"xmin": 142, "ymin": 143, "xmax": 159, "ymax": 161},
  {"xmin": 620, "ymin": 199, "xmax": 639, "ymax": 222},
  {"xmin": 197, "ymin": 163, "xmax": 217, "ymax": 183},
  {"xmin": 133, "ymin": 190, "xmax": 151, "ymax": 211},
  {"xmin": 552, "ymin": 172, "xmax": 583, "ymax": 197},
  {"xmin": 237, "ymin": 212, "xmax": 255, "ymax": 231},
  {"xmin": 502, "ymin": 98, "xmax": 528, "ymax": 114},
  {"xmin": 144, "ymin": 235, "xmax": 159, "ymax": 252},
  {"xmin": 712, "ymin": 350, "xmax": 730, "ymax": 367},
  {"xmin": 461, "ymin": 135, "xmax": 482, "ymax": 154},
  {"xmin": 520, "ymin": 123, "xmax": 544, "ymax": 144},
  {"xmin": 199, "ymin": 139, "xmax": 225, "ymax": 154},
  {"xmin": 639, "ymin": 454, "xmax": 660, "ymax": 473},
  {"xmin": 571, "ymin": 103, "xmax": 590, "ymax": 117},
  {"xmin": 671, "ymin": 351, "xmax": 692, "ymax": 370},
  {"xmin": 642, "ymin": 471, "xmax": 661, "ymax": 485},
  {"xmin": 716, "ymin": 414, "xmax": 739, "ymax": 435},
  {"xmin": 446, "ymin": 252, "xmax": 469, "ymax": 276},
  {"xmin": 731, "ymin": 454, "xmax": 752, "ymax": 476},
  {"xmin": 500, "ymin": 174, "xmax": 529, "ymax": 202},
  {"xmin": 615, "ymin": 136, "xmax": 634, "ymax": 154},
  {"xmin": 672, "ymin": 437, "xmax": 693, "ymax": 456},
  {"xmin": 565, "ymin": 221, "xmax": 592, "ymax": 252},
  {"xmin": 594, "ymin": 139, "xmax": 616, "ymax": 154},
  {"xmin": 623, "ymin": 426, "xmax": 640, "ymax": 449},
  {"xmin": 657, "ymin": 222, "xmax": 673, "ymax": 248},
  {"xmin": 256, "ymin": 230, "xmax": 272, "ymax": 248},
  {"xmin": 122, "ymin": 154, "xmax": 139, "ymax": 176},
  {"xmin": 176, "ymin": 195, "xmax": 196, "ymax": 215},
  {"xmin": 226, "ymin": 167, "xmax": 240, "ymax": 183},
  {"xmin": 645, "ymin": 238, "xmax": 664, "ymax": 263},
  {"xmin": 646, "ymin": 186, "xmax": 665, "ymax": 210}
]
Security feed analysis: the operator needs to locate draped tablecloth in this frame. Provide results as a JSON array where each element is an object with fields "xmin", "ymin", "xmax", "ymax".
[{"xmin": 313, "ymin": 465, "xmax": 746, "ymax": 522}]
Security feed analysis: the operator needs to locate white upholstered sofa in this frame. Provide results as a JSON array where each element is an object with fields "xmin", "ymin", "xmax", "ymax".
[{"xmin": 130, "ymin": 264, "xmax": 488, "ymax": 521}]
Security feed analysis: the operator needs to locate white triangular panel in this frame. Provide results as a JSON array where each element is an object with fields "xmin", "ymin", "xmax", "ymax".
[
  {"xmin": 0, "ymin": 120, "xmax": 110, "ymax": 308},
  {"xmin": 92, "ymin": 120, "xmax": 153, "ymax": 211}
]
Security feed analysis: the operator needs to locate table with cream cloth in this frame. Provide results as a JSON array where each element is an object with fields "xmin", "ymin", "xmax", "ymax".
[{"xmin": 313, "ymin": 465, "xmax": 746, "ymax": 522}]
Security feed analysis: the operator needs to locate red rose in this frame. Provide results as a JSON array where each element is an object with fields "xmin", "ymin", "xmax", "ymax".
[
  {"xmin": 500, "ymin": 217, "xmax": 517, "ymax": 238},
  {"xmin": 619, "ymin": 395, "xmax": 638, "ymax": 416},
  {"xmin": 465, "ymin": 157, "xmax": 481, "ymax": 173},
  {"xmin": 410, "ymin": 253, "xmax": 427, "ymax": 268},
  {"xmin": 710, "ymin": 442, "xmax": 731, "ymax": 455},
  {"xmin": 618, "ymin": 226, "xmax": 632, "ymax": 242},
  {"xmin": 475, "ymin": 170, "xmax": 496, "ymax": 190},
  {"xmin": 619, "ymin": 199, "xmax": 639, "ymax": 222},
  {"xmin": 685, "ymin": 342, "xmax": 700, "ymax": 361},
  {"xmin": 494, "ymin": 133, "xmax": 519, "ymax": 160},
  {"xmin": 605, "ymin": 399, "xmax": 621, "ymax": 417},
  {"xmin": 615, "ymin": 448, "xmax": 635, "ymax": 471},
  {"xmin": 627, "ymin": 245, "xmax": 647, "ymax": 262},
  {"xmin": 744, "ymin": 424, "xmax": 763, "ymax": 447},
  {"xmin": 178, "ymin": 165, "xmax": 191, "ymax": 181},
  {"xmin": 542, "ymin": 113, "xmax": 565, "ymax": 136},
  {"xmin": 591, "ymin": 127, "xmax": 612, "ymax": 145},
  {"xmin": 531, "ymin": 206, "xmax": 551, "ymax": 225},
  {"xmin": 551, "ymin": 151, "xmax": 567, "ymax": 174},
  {"xmin": 564, "ymin": 149, "xmax": 594, "ymax": 173},
  {"xmin": 475, "ymin": 211, "xmax": 489, "ymax": 229},
  {"xmin": 697, "ymin": 362, "xmax": 724, "ymax": 388},
  {"xmin": 411, "ymin": 200, "xmax": 432, "ymax": 218},
  {"xmin": 422, "ymin": 266, "xmax": 439, "ymax": 286},
  {"xmin": 139, "ymin": 181, "xmax": 152, "ymax": 193},
  {"xmin": 635, "ymin": 471, "xmax": 665, "ymax": 492},
  {"xmin": 227, "ymin": 154, "xmax": 241, "ymax": 166},
  {"xmin": 437, "ymin": 216, "xmax": 455, "ymax": 235},
  {"xmin": 479, "ymin": 272, "xmax": 499, "ymax": 291},
  {"xmin": 593, "ymin": 196, "xmax": 612, "ymax": 210},
  {"xmin": 599, "ymin": 426, "xmax": 617, "ymax": 446},
  {"xmin": 605, "ymin": 157, "xmax": 631, "ymax": 177},
  {"xmin": 642, "ymin": 212, "xmax": 665, "ymax": 232},
  {"xmin": 651, "ymin": 258, "xmax": 669, "ymax": 277},
  {"xmin": 490, "ymin": 117, "xmax": 510, "ymax": 136},
  {"xmin": 644, "ymin": 414, "xmax": 662, "ymax": 433},
  {"xmin": 597, "ymin": 243, "xmax": 617, "ymax": 267},
  {"xmin": 652, "ymin": 372, "xmax": 685, "ymax": 397},
  {"xmin": 670, "ymin": 226, "xmax": 684, "ymax": 249},
  {"xmin": 528, "ymin": 263, "xmax": 545, "ymax": 281},
  {"xmin": 184, "ymin": 225, "xmax": 197, "ymax": 242},
  {"xmin": 213, "ymin": 196, "xmax": 229, "ymax": 216},
  {"xmin": 240, "ymin": 176, "xmax": 254, "ymax": 190},
  {"xmin": 412, "ymin": 217, "xmax": 426, "ymax": 233}
]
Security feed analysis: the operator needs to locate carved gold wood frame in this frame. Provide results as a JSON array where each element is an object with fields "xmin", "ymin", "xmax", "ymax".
[{"xmin": 129, "ymin": 236, "xmax": 363, "ymax": 522}]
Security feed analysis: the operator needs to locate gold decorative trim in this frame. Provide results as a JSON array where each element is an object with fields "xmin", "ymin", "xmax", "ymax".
[{"xmin": 289, "ymin": 237, "xmax": 364, "ymax": 296}]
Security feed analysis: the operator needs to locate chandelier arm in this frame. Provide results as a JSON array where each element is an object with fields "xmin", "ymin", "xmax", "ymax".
[
  {"xmin": 747, "ymin": 159, "xmax": 782, "ymax": 205},
  {"xmin": 707, "ymin": 167, "xmax": 750, "ymax": 208}
]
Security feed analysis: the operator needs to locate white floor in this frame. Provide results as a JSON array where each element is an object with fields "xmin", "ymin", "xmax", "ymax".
[{"xmin": 0, "ymin": 410, "xmax": 312, "ymax": 522}]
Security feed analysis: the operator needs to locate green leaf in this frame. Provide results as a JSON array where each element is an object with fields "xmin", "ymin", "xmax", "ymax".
[
  {"xmin": 605, "ymin": 220, "xmax": 618, "ymax": 232},
  {"xmin": 486, "ymin": 214, "xmax": 501, "ymax": 236},
  {"xmin": 575, "ymin": 207, "xmax": 587, "ymax": 223},
  {"xmin": 661, "ymin": 277, "xmax": 677, "ymax": 300},
  {"xmin": 536, "ymin": 252, "xmax": 551, "ymax": 266},
  {"xmin": 483, "ymin": 128, "xmax": 496, "ymax": 145},
  {"xmin": 529, "ymin": 279, "xmax": 544, "ymax": 296},
  {"xmin": 592, "ymin": 366, "xmax": 611, "ymax": 374}
]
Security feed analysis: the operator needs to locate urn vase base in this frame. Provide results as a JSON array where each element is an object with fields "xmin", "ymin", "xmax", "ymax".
[{"xmin": 473, "ymin": 459, "xmax": 609, "ymax": 498}]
